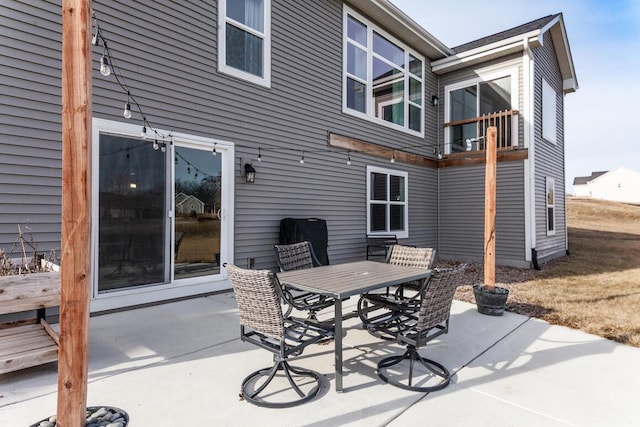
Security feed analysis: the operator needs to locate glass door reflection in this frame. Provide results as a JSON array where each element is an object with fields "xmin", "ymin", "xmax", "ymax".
[
  {"xmin": 97, "ymin": 134, "xmax": 167, "ymax": 292},
  {"xmin": 174, "ymin": 146, "xmax": 222, "ymax": 279}
]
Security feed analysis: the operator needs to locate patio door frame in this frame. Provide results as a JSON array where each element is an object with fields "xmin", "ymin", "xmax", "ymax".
[{"xmin": 90, "ymin": 118, "xmax": 235, "ymax": 312}]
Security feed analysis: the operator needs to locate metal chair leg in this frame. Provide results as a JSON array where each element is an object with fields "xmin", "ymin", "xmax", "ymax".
[
  {"xmin": 377, "ymin": 347, "xmax": 450, "ymax": 392},
  {"xmin": 241, "ymin": 360, "xmax": 323, "ymax": 408}
]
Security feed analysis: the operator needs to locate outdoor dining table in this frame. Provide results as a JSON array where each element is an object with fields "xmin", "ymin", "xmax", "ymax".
[{"xmin": 276, "ymin": 260, "xmax": 431, "ymax": 392}]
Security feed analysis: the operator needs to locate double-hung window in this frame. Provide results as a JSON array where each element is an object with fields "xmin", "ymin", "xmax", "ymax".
[
  {"xmin": 344, "ymin": 6, "xmax": 424, "ymax": 136},
  {"xmin": 218, "ymin": 0, "xmax": 271, "ymax": 87},
  {"xmin": 546, "ymin": 177, "xmax": 556, "ymax": 236},
  {"xmin": 367, "ymin": 166, "xmax": 408, "ymax": 238}
]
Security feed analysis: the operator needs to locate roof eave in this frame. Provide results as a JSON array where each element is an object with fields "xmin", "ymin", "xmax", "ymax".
[
  {"xmin": 346, "ymin": 0, "xmax": 454, "ymax": 60},
  {"xmin": 432, "ymin": 15, "xmax": 578, "ymax": 94},
  {"xmin": 549, "ymin": 14, "xmax": 579, "ymax": 93},
  {"xmin": 431, "ymin": 30, "xmax": 542, "ymax": 74}
]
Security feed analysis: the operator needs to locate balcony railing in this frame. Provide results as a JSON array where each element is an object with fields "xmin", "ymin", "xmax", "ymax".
[{"xmin": 443, "ymin": 109, "xmax": 519, "ymax": 153}]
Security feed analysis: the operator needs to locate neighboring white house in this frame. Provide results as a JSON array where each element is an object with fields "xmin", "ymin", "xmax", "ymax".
[
  {"xmin": 572, "ymin": 167, "xmax": 640, "ymax": 204},
  {"xmin": 175, "ymin": 193, "xmax": 205, "ymax": 216}
]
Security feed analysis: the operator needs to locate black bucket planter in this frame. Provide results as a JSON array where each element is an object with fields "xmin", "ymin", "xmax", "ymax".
[{"xmin": 473, "ymin": 284, "xmax": 509, "ymax": 316}]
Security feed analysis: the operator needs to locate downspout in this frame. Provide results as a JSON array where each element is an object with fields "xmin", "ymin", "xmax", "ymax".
[
  {"xmin": 563, "ymin": 91, "xmax": 570, "ymax": 257},
  {"xmin": 523, "ymin": 38, "xmax": 540, "ymax": 269},
  {"xmin": 436, "ymin": 75, "xmax": 441, "ymax": 254}
]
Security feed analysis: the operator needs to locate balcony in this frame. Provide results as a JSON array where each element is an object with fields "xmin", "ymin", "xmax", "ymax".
[{"xmin": 444, "ymin": 109, "xmax": 519, "ymax": 154}]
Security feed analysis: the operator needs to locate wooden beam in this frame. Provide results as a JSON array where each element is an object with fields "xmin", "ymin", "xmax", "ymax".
[
  {"xmin": 438, "ymin": 147, "xmax": 528, "ymax": 168},
  {"xmin": 483, "ymin": 127, "xmax": 497, "ymax": 289},
  {"xmin": 328, "ymin": 133, "xmax": 438, "ymax": 168},
  {"xmin": 58, "ymin": 0, "xmax": 92, "ymax": 425}
]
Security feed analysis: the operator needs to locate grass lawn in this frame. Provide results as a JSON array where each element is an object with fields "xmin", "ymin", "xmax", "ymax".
[{"xmin": 455, "ymin": 198, "xmax": 640, "ymax": 347}]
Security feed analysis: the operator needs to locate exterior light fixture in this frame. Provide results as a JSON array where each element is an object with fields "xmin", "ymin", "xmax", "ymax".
[
  {"xmin": 244, "ymin": 163, "xmax": 256, "ymax": 183},
  {"xmin": 431, "ymin": 94, "xmax": 439, "ymax": 106}
]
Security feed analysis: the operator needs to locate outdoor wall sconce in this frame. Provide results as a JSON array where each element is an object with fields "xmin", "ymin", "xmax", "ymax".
[
  {"xmin": 431, "ymin": 94, "xmax": 439, "ymax": 106},
  {"xmin": 244, "ymin": 163, "xmax": 256, "ymax": 183}
]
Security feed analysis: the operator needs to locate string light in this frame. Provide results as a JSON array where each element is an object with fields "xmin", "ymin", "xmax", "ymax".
[
  {"xmin": 99, "ymin": 55, "xmax": 111, "ymax": 76},
  {"xmin": 212, "ymin": 142, "xmax": 217, "ymax": 156},
  {"xmin": 390, "ymin": 151, "xmax": 395, "ymax": 163},
  {"xmin": 93, "ymin": 13, "xmax": 435, "ymax": 163},
  {"xmin": 93, "ymin": 14, "xmax": 173, "ymax": 153},
  {"xmin": 123, "ymin": 91, "xmax": 132, "ymax": 119}
]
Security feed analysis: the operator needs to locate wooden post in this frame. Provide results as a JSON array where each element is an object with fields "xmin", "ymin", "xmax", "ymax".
[
  {"xmin": 483, "ymin": 126, "xmax": 497, "ymax": 290},
  {"xmin": 58, "ymin": 0, "xmax": 92, "ymax": 425}
]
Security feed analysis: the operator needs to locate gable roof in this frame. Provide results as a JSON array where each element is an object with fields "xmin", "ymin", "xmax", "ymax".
[
  {"xmin": 453, "ymin": 15, "xmax": 558, "ymax": 53},
  {"xmin": 431, "ymin": 13, "xmax": 578, "ymax": 93},
  {"xmin": 573, "ymin": 171, "xmax": 608, "ymax": 185}
]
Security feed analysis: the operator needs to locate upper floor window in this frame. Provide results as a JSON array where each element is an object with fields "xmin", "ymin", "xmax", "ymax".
[
  {"xmin": 343, "ymin": 7, "xmax": 424, "ymax": 136},
  {"xmin": 444, "ymin": 69, "xmax": 517, "ymax": 153},
  {"xmin": 367, "ymin": 166, "xmax": 409, "ymax": 238},
  {"xmin": 542, "ymin": 79, "xmax": 557, "ymax": 143},
  {"xmin": 218, "ymin": 0, "xmax": 271, "ymax": 87}
]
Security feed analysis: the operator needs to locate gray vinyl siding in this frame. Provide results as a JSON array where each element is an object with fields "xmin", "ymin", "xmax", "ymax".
[
  {"xmin": 436, "ymin": 54, "xmax": 528, "ymax": 267},
  {"xmin": 532, "ymin": 31, "xmax": 566, "ymax": 261},
  {"xmin": 1, "ymin": 1, "xmax": 439, "ymax": 268},
  {"xmin": 87, "ymin": 0, "xmax": 436, "ymax": 268},
  {"xmin": 438, "ymin": 161, "xmax": 527, "ymax": 268},
  {"xmin": 0, "ymin": 1, "xmax": 62, "ymax": 254}
]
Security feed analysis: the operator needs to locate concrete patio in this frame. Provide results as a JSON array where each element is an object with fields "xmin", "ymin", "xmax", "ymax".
[{"xmin": 2, "ymin": 293, "xmax": 639, "ymax": 426}]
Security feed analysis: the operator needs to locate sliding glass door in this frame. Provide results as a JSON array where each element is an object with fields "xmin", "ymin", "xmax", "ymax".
[{"xmin": 93, "ymin": 120, "xmax": 232, "ymax": 301}]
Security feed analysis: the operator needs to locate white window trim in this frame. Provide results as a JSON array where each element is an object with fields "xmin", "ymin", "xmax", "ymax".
[
  {"xmin": 366, "ymin": 165, "xmax": 409, "ymax": 239},
  {"xmin": 90, "ymin": 118, "xmax": 236, "ymax": 312},
  {"xmin": 218, "ymin": 0, "xmax": 271, "ymax": 88},
  {"xmin": 542, "ymin": 78, "xmax": 557, "ymax": 144},
  {"xmin": 546, "ymin": 176, "xmax": 556, "ymax": 236},
  {"xmin": 343, "ymin": 5, "xmax": 424, "ymax": 137},
  {"xmin": 443, "ymin": 67, "xmax": 519, "ymax": 154}
]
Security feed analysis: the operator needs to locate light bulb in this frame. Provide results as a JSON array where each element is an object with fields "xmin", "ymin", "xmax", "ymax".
[
  {"xmin": 100, "ymin": 56, "xmax": 111, "ymax": 76},
  {"xmin": 212, "ymin": 143, "xmax": 217, "ymax": 156},
  {"xmin": 390, "ymin": 154, "xmax": 395, "ymax": 163},
  {"xmin": 91, "ymin": 33, "xmax": 98, "ymax": 46},
  {"xmin": 141, "ymin": 126, "xmax": 147, "ymax": 139},
  {"xmin": 153, "ymin": 140, "xmax": 159, "ymax": 151},
  {"xmin": 160, "ymin": 144, "xmax": 166, "ymax": 153},
  {"xmin": 123, "ymin": 102, "xmax": 131, "ymax": 119}
]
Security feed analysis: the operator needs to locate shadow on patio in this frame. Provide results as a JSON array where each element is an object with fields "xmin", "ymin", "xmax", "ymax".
[{"xmin": 2, "ymin": 293, "xmax": 639, "ymax": 427}]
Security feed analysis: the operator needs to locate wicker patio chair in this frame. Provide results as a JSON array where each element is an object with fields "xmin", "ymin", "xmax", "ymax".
[
  {"xmin": 357, "ymin": 245, "xmax": 435, "ymax": 337},
  {"xmin": 376, "ymin": 264, "xmax": 467, "ymax": 392},
  {"xmin": 225, "ymin": 263, "xmax": 334, "ymax": 408},
  {"xmin": 274, "ymin": 241, "xmax": 335, "ymax": 319}
]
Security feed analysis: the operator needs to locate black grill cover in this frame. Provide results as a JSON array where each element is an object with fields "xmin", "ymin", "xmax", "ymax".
[{"xmin": 279, "ymin": 218, "xmax": 329, "ymax": 266}]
